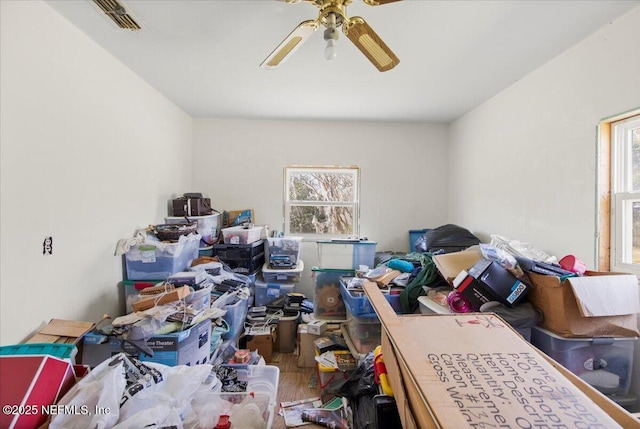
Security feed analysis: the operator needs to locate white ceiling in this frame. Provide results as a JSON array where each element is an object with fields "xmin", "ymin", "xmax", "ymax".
[{"xmin": 45, "ymin": 0, "xmax": 638, "ymax": 123}]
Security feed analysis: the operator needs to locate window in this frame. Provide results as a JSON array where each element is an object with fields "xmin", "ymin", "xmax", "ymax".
[
  {"xmin": 284, "ymin": 166, "xmax": 360, "ymax": 238},
  {"xmin": 611, "ymin": 114, "xmax": 640, "ymax": 275}
]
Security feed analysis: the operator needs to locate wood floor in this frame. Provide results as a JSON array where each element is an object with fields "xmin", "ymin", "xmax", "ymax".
[{"xmin": 270, "ymin": 352, "xmax": 326, "ymax": 429}]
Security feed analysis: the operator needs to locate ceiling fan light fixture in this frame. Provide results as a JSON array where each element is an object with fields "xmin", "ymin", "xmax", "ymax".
[{"xmin": 261, "ymin": 0, "xmax": 400, "ymax": 71}]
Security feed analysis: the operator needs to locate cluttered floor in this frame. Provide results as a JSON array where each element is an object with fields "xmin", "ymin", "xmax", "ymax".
[
  {"xmin": 271, "ymin": 352, "xmax": 324, "ymax": 429},
  {"xmin": 4, "ymin": 222, "xmax": 640, "ymax": 428}
]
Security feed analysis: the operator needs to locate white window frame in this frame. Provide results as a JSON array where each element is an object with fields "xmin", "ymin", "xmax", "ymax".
[
  {"xmin": 283, "ymin": 165, "xmax": 360, "ymax": 239},
  {"xmin": 610, "ymin": 114, "xmax": 640, "ymax": 276}
]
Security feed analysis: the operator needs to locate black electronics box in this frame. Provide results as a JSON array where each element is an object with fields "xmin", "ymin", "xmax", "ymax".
[
  {"xmin": 465, "ymin": 258, "xmax": 530, "ymax": 307},
  {"xmin": 172, "ymin": 194, "xmax": 213, "ymax": 216}
]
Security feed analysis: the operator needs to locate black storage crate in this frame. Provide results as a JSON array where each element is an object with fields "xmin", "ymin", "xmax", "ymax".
[
  {"xmin": 220, "ymin": 253, "xmax": 265, "ymax": 275},
  {"xmin": 213, "ymin": 239, "xmax": 265, "ymax": 260}
]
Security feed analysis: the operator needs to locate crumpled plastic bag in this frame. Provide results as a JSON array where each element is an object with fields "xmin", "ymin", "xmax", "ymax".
[
  {"xmin": 50, "ymin": 353, "xmax": 215, "ymax": 429},
  {"xmin": 49, "ymin": 355, "xmax": 127, "ymax": 429}
]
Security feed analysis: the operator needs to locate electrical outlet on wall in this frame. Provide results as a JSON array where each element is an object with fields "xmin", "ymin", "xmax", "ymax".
[{"xmin": 43, "ymin": 236, "xmax": 53, "ymax": 255}]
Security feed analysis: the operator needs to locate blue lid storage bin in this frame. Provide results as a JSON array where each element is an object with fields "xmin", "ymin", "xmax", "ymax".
[
  {"xmin": 124, "ymin": 234, "xmax": 200, "ymax": 280},
  {"xmin": 316, "ymin": 240, "xmax": 376, "ymax": 270},
  {"xmin": 339, "ymin": 276, "xmax": 402, "ymax": 315}
]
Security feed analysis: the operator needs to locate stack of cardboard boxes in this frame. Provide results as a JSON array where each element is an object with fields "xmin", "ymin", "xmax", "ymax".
[{"xmin": 527, "ymin": 271, "xmax": 640, "ymax": 406}]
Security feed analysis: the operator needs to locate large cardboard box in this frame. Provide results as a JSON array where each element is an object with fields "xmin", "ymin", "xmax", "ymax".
[
  {"xmin": 245, "ymin": 328, "xmax": 276, "ymax": 363},
  {"xmin": 297, "ymin": 324, "xmax": 321, "ymax": 368},
  {"xmin": 363, "ymin": 282, "xmax": 640, "ymax": 429},
  {"xmin": 527, "ymin": 271, "xmax": 640, "ymax": 337}
]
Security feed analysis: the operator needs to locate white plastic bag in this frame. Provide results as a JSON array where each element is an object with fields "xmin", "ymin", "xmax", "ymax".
[{"xmin": 49, "ymin": 355, "xmax": 126, "ymax": 429}]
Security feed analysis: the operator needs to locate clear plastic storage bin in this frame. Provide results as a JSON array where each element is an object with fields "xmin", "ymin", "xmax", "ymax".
[
  {"xmin": 124, "ymin": 234, "xmax": 200, "ymax": 280},
  {"xmin": 262, "ymin": 260, "xmax": 304, "ymax": 283},
  {"xmin": 345, "ymin": 305, "xmax": 381, "ymax": 355},
  {"xmin": 531, "ymin": 326, "xmax": 637, "ymax": 396},
  {"xmin": 165, "ymin": 212, "xmax": 221, "ymax": 248},
  {"xmin": 215, "ymin": 294, "xmax": 249, "ymax": 342},
  {"xmin": 254, "ymin": 280, "xmax": 296, "ymax": 307},
  {"xmin": 222, "ymin": 226, "xmax": 263, "ymax": 245},
  {"xmin": 312, "ymin": 268, "xmax": 354, "ymax": 321},
  {"xmin": 266, "ymin": 236, "xmax": 303, "ymax": 267},
  {"xmin": 316, "ymin": 240, "xmax": 376, "ymax": 269}
]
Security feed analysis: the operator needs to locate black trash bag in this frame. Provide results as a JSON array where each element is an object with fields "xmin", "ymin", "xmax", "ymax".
[
  {"xmin": 414, "ymin": 224, "xmax": 480, "ymax": 254},
  {"xmin": 336, "ymin": 351, "xmax": 377, "ymax": 429}
]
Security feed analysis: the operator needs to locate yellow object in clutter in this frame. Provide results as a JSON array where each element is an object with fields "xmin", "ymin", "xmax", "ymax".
[{"xmin": 374, "ymin": 345, "xmax": 393, "ymax": 397}]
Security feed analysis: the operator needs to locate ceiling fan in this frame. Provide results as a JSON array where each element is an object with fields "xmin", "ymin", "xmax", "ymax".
[{"xmin": 260, "ymin": 0, "xmax": 401, "ymax": 72}]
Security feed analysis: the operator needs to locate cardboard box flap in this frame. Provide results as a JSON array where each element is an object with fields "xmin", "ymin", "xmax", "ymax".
[
  {"xmin": 39, "ymin": 319, "xmax": 95, "ymax": 338},
  {"xmin": 432, "ymin": 248, "xmax": 482, "ymax": 283},
  {"xmin": 568, "ymin": 275, "xmax": 640, "ymax": 317}
]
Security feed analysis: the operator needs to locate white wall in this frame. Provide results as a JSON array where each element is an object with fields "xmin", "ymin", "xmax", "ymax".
[
  {"xmin": 192, "ymin": 119, "xmax": 449, "ymax": 298},
  {"xmin": 0, "ymin": 1, "xmax": 193, "ymax": 344},
  {"xmin": 448, "ymin": 6, "xmax": 640, "ymax": 411}
]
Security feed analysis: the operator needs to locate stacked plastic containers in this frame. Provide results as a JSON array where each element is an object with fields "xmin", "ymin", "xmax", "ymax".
[
  {"xmin": 312, "ymin": 240, "xmax": 376, "ymax": 321},
  {"xmin": 214, "ymin": 226, "xmax": 266, "ymax": 280},
  {"xmin": 165, "ymin": 212, "xmax": 222, "ymax": 256},
  {"xmin": 249, "ymin": 236, "xmax": 304, "ymax": 353}
]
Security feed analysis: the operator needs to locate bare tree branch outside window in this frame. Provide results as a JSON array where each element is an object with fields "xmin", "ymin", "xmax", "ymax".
[{"xmin": 284, "ymin": 167, "xmax": 359, "ymax": 238}]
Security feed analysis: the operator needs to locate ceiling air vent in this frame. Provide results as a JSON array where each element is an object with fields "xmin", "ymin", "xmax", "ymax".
[{"xmin": 93, "ymin": 0, "xmax": 141, "ymax": 31}]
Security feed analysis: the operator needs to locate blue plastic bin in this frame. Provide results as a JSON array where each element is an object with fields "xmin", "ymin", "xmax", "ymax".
[{"xmin": 408, "ymin": 229, "xmax": 430, "ymax": 252}]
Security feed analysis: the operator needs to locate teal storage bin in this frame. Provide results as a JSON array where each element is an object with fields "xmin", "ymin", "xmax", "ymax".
[{"xmin": 0, "ymin": 343, "xmax": 77, "ymax": 362}]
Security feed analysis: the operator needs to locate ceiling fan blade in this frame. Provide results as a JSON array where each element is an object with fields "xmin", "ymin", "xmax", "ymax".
[
  {"xmin": 260, "ymin": 20, "xmax": 319, "ymax": 69},
  {"xmin": 362, "ymin": 0, "xmax": 402, "ymax": 5},
  {"xmin": 343, "ymin": 17, "xmax": 399, "ymax": 72}
]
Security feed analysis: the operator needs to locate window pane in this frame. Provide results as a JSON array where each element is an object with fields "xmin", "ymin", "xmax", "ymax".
[
  {"xmin": 634, "ymin": 201, "xmax": 640, "ymax": 264},
  {"xmin": 633, "ymin": 127, "xmax": 640, "ymax": 191},
  {"xmin": 288, "ymin": 170, "xmax": 355, "ymax": 202},
  {"xmin": 288, "ymin": 205, "xmax": 354, "ymax": 235}
]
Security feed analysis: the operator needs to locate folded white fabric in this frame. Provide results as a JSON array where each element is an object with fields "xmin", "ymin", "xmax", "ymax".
[{"xmin": 114, "ymin": 231, "xmax": 146, "ymax": 256}]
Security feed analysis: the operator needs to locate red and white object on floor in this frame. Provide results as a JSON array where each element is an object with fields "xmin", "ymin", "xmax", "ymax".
[{"xmin": 0, "ymin": 354, "xmax": 76, "ymax": 429}]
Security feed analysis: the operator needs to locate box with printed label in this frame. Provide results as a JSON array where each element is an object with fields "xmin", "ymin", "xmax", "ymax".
[
  {"xmin": 82, "ymin": 319, "xmax": 211, "ymax": 368},
  {"xmin": 363, "ymin": 281, "xmax": 640, "ymax": 429},
  {"xmin": 464, "ymin": 257, "xmax": 530, "ymax": 307}
]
